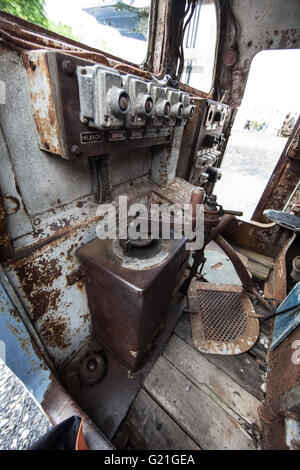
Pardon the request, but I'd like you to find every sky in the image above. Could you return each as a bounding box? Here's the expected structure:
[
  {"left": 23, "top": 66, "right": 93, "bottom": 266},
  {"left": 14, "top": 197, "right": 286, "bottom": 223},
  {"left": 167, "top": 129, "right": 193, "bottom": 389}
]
[{"left": 45, "top": 0, "right": 103, "bottom": 26}]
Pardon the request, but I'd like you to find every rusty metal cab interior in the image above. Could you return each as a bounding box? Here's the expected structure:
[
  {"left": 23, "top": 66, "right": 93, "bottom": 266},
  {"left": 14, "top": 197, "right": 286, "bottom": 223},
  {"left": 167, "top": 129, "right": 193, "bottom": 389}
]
[
  {"left": 0, "top": 0, "right": 299, "bottom": 452},
  {"left": 77, "top": 235, "right": 187, "bottom": 371}
]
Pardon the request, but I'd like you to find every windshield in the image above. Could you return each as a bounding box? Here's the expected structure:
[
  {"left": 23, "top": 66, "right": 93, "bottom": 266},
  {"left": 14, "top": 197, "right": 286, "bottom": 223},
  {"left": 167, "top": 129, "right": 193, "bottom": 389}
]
[{"left": 0, "top": 0, "right": 151, "bottom": 64}]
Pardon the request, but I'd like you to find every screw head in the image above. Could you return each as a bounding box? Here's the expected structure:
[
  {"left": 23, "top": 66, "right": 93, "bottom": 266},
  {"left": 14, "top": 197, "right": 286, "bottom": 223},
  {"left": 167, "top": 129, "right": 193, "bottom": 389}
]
[
  {"left": 62, "top": 59, "right": 75, "bottom": 75},
  {"left": 223, "top": 48, "right": 238, "bottom": 67}
]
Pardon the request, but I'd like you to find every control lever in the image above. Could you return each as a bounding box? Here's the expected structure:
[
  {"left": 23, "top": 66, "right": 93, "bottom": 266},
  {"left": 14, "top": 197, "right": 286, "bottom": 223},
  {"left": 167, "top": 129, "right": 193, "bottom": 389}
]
[
  {"left": 182, "top": 195, "right": 271, "bottom": 311},
  {"left": 220, "top": 208, "right": 243, "bottom": 217},
  {"left": 211, "top": 200, "right": 243, "bottom": 218}
]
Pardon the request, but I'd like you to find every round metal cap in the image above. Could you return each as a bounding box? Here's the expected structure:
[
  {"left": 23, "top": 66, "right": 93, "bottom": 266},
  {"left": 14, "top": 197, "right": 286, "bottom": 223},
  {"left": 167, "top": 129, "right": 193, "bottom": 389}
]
[{"left": 78, "top": 351, "right": 108, "bottom": 386}]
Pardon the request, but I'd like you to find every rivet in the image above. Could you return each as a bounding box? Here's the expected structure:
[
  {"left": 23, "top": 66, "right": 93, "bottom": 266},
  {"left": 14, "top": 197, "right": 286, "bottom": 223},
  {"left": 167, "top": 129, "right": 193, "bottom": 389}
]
[{"left": 62, "top": 59, "right": 75, "bottom": 75}]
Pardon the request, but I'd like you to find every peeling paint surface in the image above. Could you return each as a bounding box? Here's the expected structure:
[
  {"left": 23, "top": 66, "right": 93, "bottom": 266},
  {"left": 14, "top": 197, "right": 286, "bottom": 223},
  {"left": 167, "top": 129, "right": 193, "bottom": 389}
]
[
  {"left": 0, "top": 283, "right": 51, "bottom": 404},
  {"left": 6, "top": 224, "right": 96, "bottom": 366}
]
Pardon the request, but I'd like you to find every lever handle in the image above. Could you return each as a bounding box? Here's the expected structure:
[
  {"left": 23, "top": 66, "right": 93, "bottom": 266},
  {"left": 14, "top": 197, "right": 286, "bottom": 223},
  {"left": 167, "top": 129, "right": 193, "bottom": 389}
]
[{"left": 221, "top": 209, "right": 243, "bottom": 216}]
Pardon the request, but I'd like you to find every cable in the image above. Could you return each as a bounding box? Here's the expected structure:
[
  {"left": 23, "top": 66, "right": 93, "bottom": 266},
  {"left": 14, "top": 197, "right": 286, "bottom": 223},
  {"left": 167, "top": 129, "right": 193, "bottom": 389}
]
[
  {"left": 253, "top": 297, "right": 300, "bottom": 321},
  {"left": 264, "top": 301, "right": 300, "bottom": 321},
  {"left": 177, "top": 0, "right": 198, "bottom": 79}
]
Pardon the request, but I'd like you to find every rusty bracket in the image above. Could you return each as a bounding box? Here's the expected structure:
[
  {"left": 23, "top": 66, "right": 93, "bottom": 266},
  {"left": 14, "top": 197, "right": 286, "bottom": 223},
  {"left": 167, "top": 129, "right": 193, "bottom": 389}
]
[{"left": 66, "top": 266, "right": 85, "bottom": 286}]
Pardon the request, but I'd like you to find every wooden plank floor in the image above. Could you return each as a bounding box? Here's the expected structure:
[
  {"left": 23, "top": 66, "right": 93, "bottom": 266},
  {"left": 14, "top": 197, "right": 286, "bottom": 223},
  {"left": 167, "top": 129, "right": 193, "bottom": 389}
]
[{"left": 114, "top": 312, "right": 267, "bottom": 450}]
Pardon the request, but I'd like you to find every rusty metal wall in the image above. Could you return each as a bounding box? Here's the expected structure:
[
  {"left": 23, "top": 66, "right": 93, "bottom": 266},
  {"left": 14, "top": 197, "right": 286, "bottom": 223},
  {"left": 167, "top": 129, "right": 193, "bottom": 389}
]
[
  {"left": 0, "top": 42, "right": 197, "bottom": 370},
  {"left": 0, "top": 48, "right": 173, "bottom": 367},
  {"left": 214, "top": 0, "right": 300, "bottom": 107}
]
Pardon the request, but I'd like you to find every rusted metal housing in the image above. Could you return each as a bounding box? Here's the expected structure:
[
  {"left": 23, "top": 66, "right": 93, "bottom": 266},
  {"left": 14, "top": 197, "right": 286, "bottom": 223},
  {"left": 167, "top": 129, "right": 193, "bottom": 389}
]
[
  {"left": 22, "top": 50, "right": 174, "bottom": 160},
  {"left": 77, "top": 236, "right": 187, "bottom": 371}
]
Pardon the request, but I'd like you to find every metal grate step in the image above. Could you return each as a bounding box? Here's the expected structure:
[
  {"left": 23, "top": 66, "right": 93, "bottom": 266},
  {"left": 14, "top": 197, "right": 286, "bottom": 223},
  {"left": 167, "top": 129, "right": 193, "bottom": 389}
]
[{"left": 188, "top": 280, "right": 260, "bottom": 355}]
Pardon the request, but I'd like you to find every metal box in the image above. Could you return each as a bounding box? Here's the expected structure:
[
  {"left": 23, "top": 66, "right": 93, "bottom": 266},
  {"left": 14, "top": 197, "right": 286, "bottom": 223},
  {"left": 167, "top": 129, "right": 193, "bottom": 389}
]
[{"left": 77, "top": 236, "right": 187, "bottom": 371}]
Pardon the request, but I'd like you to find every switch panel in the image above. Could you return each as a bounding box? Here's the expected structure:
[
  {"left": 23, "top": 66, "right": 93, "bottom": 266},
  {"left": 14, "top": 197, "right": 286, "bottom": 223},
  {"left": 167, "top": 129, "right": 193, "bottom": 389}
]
[
  {"left": 166, "top": 89, "right": 184, "bottom": 125},
  {"left": 148, "top": 83, "right": 171, "bottom": 126},
  {"left": 180, "top": 92, "right": 196, "bottom": 120},
  {"left": 77, "top": 65, "right": 131, "bottom": 129},
  {"left": 124, "top": 75, "right": 153, "bottom": 128},
  {"left": 189, "top": 99, "right": 229, "bottom": 187},
  {"left": 23, "top": 50, "right": 194, "bottom": 159}
]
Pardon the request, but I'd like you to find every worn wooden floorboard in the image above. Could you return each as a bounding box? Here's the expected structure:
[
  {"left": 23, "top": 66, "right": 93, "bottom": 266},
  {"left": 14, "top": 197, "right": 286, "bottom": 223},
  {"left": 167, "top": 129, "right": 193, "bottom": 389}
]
[
  {"left": 164, "top": 335, "right": 261, "bottom": 426},
  {"left": 120, "top": 389, "right": 201, "bottom": 451},
  {"left": 144, "top": 356, "right": 255, "bottom": 450},
  {"left": 116, "top": 310, "right": 267, "bottom": 450},
  {"left": 175, "top": 313, "right": 265, "bottom": 401}
]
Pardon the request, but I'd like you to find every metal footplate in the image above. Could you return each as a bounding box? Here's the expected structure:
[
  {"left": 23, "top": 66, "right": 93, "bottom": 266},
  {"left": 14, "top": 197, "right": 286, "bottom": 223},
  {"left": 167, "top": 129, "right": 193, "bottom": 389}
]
[{"left": 188, "top": 280, "right": 260, "bottom": 355}]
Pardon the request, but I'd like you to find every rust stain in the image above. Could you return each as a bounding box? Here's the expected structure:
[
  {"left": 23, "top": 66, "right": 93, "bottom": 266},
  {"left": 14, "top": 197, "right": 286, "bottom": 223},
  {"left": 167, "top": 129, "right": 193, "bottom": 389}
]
[
  {"left": 14, "top": 257, "right": 62, "bottom": 321},
  {"left": 22, "top": 51, "right": 62, "bottom": 156},
  {"left": 3, "top": 195, "right": 20, "bottom": 214},
  {"left": 80, "top": 312, "right": 90, "bottom": 324},
  {"left": 211, "top": 262, "right": 223, "bottom": 270},
  {"left": 49, "top": 218, "right": 71, "bottom": 232},
  {"left": 40, "top": 315, "right": 71, "bottom": 349},
  {"left": 66, "top": 244, "right": 75, "bottom": 262}
]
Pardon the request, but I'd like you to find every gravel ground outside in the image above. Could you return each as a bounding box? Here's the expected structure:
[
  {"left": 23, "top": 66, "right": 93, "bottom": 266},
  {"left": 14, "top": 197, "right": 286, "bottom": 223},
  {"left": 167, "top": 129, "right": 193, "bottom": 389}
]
[
  {"left": 0, "top": 359, "right": 52, "bottom": 450},
  {"left": 214, "top": 130, "right": 288, "bottom": 220}
]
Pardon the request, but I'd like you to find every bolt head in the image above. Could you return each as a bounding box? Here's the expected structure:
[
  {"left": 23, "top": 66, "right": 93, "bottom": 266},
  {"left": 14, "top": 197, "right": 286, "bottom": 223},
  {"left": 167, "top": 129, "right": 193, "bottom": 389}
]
[
  {"left": 223, "top": 49, "right": 238, "bottom": 67},
  {"left": 62, "top": 59, "right": 75, "bottom": 75}
]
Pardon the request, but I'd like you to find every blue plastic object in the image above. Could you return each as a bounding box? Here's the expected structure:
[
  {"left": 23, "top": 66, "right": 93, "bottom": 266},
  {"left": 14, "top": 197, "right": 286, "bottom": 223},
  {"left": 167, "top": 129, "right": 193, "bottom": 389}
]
[{"left": 270, "top": 282, "right": 300, "bottom": 350}]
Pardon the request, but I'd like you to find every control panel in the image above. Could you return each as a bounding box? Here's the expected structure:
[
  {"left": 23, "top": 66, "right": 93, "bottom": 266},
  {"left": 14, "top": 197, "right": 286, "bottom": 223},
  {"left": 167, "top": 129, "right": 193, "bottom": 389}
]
[
  {"left": 190, "top": 99, "right": 229, "bottom": 187},
  {"left": 23, "top": 51, "right": 195, "bottom": 160}
]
